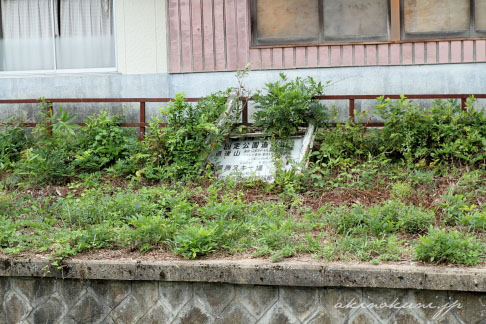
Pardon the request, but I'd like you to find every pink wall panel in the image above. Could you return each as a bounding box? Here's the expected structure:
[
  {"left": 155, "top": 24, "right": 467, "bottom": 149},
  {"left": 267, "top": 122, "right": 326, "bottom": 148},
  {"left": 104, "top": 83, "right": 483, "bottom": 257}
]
[
  {"left": 191, "top": 0, "right": 203, "bottom": 72},
  {"left": 342, "top": 45, "right": 353, "bottom": 66},
  {"left": 378, "top": 44, "right": 389, "bottom": 65},
  {"left": 414, "top": 43, "right": 425, "bottom": 65},
  {"left": 307, "top": 47, "right": 318, "bottom": 67},
  {"left": 402, "top": 43, "right": 413, "bottom": 65},
  {"left": 438, "top": 42, "right": 449, "bottom": 64},
  {"left": 450, "top": 41, "right": 462, "bottom": 63},
  {"left": 283, "top": 48, "right": 294, "bottom": 68},
  {"left": 168, "top": 0, "right": 181, "bottom": 73},
  {"left": 261, "top": 49, "right": 272, "bottom": 69},
  {"left": 272, "top": 48, "right": 283, "bottom": 69},
  {"left": 236, "top": 0, "right": 249, "bottom": 69},
  {"left": 213, "top": 0, "right": 226, "bottom": 71},
  {"left": 295, "top": 47, "right": 306, "bottom": 68},
  {"left": 330, "top": 46, "right": 341, "bottom": 66},
  {"left": 354, "top": 45, "right": 365, "bottom": 65},
  {"left": 318, "top": 46, "right": 329, "bottom": 67},
  {"left": 463, "top": 41, "right": 474, "bottom": 63},
  {"left": 202, "top": 0, "right": 215, "bottom": 71},
  {"left": 249, "top": 49, "right": 261, "bottom": 69},
  {"left": 477, "top": 40, "right": 486, "bottom": 62},
  {"left": 366, "top": 45, "right": 377, "bottom": 65},
  {"left": 390, "top": 44, "right": 400, "bottom": 65},
  {"left": 426, "top": 42, "right": 437, "bottom": 64},
  {"left": 225, "top": 0, "right": 238, "bottom": 70},
  {"left": 179, "top": 0, "right": 192, "bottom": 73}
]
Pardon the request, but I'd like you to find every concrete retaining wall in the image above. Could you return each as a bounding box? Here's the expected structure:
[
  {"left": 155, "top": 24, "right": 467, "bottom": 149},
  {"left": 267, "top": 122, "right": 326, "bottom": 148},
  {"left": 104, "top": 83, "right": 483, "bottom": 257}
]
[{"left": 1, "top": 259, "right": 485, "bottom": 324}]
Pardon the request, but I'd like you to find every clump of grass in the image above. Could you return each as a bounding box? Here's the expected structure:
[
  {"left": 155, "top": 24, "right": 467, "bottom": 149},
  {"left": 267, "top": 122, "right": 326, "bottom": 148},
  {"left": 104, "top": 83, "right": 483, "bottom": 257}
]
[{"left": 414, "top": 227, "right": 484, "bottom": 265}]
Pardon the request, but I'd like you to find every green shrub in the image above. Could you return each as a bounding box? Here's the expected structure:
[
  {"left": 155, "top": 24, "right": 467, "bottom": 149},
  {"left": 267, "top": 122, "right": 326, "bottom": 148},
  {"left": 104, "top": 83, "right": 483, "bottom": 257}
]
[
  {"left": 395, "top": 203, "right": 435, "bottom": 234},
  {"left": 253, "top": 73, "right": 329, "bottom": 141},
  {"left": 173, "top": 223, "right": 219, "bottom": 259},
  {"left": 136, "top": 91, "right": 237, "bottom": 180},
  {"left": 16, "top": 141, "right": 76, "bottom": 185},
  {"left": 437, "top": 191, "right": 477, "bottom": 226},
  {"left": 0, "top": 118, "right": 29, "bottom": 169},
  {"left": 14, "top": 102, "right": 79, "bottom": 184},
  {"left": 460, "top": 210, "right": 486, "bottom": 230},
  {"left": 326, "top": 205, "right": 368, "bottom": 234},
  {"left": 74, "top": 110, "right": 136, "bottom": 171},
  {"left": 323, "top": 200, "right": 434, "bottom": 235},
  {"left": 313, "top": 123, "right": 382, "bottom": 165},
  {"left": 374, "top": 96, "right": 486, "bottom": 164},
  {"left": 122, "top": 214, "right": 170, "bottom": 252},
  {"left": 414, "top": 227, "right": 483, "bottom": 265},
  {"left": 0, "top": 216, "right": 17, "bottom": 247},
  {"left": 391, "top": 181, "right": 413, "bottom": 200}
]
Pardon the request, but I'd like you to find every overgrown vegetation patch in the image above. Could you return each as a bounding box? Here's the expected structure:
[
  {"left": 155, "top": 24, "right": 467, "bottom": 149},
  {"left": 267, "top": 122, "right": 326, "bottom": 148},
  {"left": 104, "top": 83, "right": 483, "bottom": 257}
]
[{"left": 1, "top": 75, "right": 485, "bottom": 267}]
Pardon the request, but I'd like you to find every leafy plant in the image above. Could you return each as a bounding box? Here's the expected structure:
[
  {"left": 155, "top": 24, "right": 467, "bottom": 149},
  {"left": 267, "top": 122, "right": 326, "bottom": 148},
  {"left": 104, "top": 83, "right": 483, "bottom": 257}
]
[
  {"left": 374, "top": 95, "right": 486, "bottom": 165},
  {"left": 138, "top": 91, "right": 239, "bottom": 180},
  {"left": 173, "top": 223, "right": 219, "bottom": 259},
  {"left": 74, "top": 110, "right": 136, "bottom": 172},
  {"left": 414, "top": 227, "right": 483, "bottom": 265},
  {"left": 35, "top": 98, "right": 80, "bottom": 139},
  {"left": 437, "top": 191, "right": 477, "bottom": 226},
  {"left": 0, "top": 117, "right": 29, "bottom": 169},
  {"left": 16, "top": 143, "right": 75, "bottom": 185},
  {"left": 253, "top": 73, "right": 329, "bottom": 151},
  {"left": 460, "top": 210, "right": 486, "bottom": 231},
  {"left": 0, "top": 216, "right": 17, "bottom": 247},
  {"left": 313, "top": 122, "right": 381, "bottom": 165},
  {"left": 14, "top": 101, "right": 80, "bottom": 184},
  {"left": 391, "top": 181, "right": 413, "bottom": 200}
]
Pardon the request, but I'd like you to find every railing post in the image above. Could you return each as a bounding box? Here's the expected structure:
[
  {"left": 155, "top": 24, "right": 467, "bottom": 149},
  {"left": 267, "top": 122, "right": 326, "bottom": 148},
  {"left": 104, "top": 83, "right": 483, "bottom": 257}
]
[
  {"left": 461, "top": 97, "right": 467, "bottom": 111},
  {"left": 139, "top": 101, "right": 146, "bottom": 140},
  {"left": 241, "top": 97, "right": 248, "bottom": 125},
  {"left": 349, "top": 99, "right": 355, "bottom": 122},
  {"left": 45, "top": 99, "right": 53, "bottom": 137}
]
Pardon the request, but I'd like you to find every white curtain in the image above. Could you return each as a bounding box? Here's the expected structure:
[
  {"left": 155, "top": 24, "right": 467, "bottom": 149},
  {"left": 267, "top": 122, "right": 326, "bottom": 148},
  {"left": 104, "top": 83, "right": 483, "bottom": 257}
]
[
  {"left": 0, "top": 0, "right": 115, "bottom": 72},
  {"left": 55, "top": 0, "right": 115, "bottom": 69},
  {"left": 0, "top": 0, "right": 54, "bottom": 71}
]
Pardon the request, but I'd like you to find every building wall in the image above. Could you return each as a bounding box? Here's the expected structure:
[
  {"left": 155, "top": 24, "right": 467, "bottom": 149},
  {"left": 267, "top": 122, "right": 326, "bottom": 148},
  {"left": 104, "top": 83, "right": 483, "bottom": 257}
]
[
  {"left": 115, "top": 0, "right": 168, "bottom": 74},
  {"left": 167, "top": 0, "right": 486, "bottom": 73}
]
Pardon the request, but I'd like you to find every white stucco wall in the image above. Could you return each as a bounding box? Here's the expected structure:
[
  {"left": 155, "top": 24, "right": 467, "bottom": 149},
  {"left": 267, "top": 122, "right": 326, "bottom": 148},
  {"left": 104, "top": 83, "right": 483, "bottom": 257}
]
[{"left": 115, "top": 0, "right": 168, "bottom": 74}]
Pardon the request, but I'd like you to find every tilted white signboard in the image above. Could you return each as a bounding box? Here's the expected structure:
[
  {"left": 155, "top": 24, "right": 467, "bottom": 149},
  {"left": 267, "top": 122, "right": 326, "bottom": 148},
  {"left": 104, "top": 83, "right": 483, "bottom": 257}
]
[{"left": 209, "top": 125, "right": 315, "bottom": 182}]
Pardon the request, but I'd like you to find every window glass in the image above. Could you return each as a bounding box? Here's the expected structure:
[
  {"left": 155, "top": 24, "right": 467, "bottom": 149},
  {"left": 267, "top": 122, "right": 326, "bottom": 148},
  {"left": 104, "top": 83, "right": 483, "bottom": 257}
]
[
  {"left": 0, "top": 0, "right": 55, "bottom": 71},
  {"left": 0, "top": 0, "right": 115, "bottom": 72},
  {"left": 256, "top": 0, "right": 320, "bottom": 39},
  {"left": 55, "top": 0, "right": 115, "bottom": 69},
  {"left": 404, "top": 0, "right": 470, "bottom": 33},
  {"left": 476, "top": 0, "right": 486, "bottom": 31},
  {"left": 324, "top": 0, "right": 388, "bottom": 39}
]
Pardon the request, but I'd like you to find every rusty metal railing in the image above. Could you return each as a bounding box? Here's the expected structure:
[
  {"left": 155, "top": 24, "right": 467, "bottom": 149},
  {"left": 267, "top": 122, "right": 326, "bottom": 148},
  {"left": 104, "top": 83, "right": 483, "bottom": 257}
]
[{"left": 1, "top": 94, "right": 485, "bottom": 139}]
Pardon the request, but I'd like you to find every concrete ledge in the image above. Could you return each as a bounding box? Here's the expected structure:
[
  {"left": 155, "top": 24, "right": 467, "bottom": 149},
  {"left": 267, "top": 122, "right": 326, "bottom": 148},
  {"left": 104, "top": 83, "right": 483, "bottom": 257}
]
[{"left": 1, "top": 258, "right": 485, "bottom": 292}]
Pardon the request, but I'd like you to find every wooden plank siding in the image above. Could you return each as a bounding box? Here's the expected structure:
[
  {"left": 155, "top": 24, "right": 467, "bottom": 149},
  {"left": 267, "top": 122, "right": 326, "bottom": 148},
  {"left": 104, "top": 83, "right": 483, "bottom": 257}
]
[{"left": 167, "top": 0, "right": 486, "bottom": 73}]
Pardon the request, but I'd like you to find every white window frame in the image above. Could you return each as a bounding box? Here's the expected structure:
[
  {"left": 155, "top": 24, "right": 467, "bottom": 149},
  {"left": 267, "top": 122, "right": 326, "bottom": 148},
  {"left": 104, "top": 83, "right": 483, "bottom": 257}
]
[{"left": 0, "top": 0, "right": 118, "bottom": 76}]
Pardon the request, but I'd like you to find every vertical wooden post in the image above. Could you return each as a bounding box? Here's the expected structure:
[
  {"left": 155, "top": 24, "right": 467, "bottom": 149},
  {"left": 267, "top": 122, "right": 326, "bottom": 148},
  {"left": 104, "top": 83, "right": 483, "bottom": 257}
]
[
  {"left": 461, "top": 97, "right": 467, "bottom": 111},
  {"left": 242, "top": 98, "right": 248, "bottom": 125},
  {"left": 139, "top": 101, "right": 146, "bottom": 140},
  {"left": 390, "top": 0, "right": 401, "bottom": 42},
  {"left": 349, "top": 99, "right": 355, "bottom": 122},
  {"left": 46, "top": 99, "right": 53, "bottom": 137}
]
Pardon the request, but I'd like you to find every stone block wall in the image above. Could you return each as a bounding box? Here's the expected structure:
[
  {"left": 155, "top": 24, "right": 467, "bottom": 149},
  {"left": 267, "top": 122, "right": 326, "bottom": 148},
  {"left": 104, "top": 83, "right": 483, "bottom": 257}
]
[{"left": 1, "top": 276, "right": 486, "bottom": 324}]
